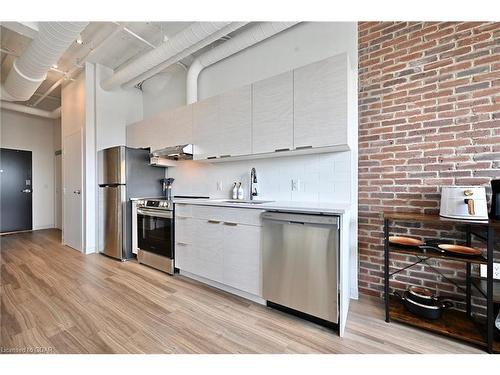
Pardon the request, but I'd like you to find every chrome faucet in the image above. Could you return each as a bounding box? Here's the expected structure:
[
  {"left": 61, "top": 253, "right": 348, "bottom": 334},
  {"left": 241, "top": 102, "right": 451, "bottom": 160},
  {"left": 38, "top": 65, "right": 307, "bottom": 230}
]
[{"left": 250, "top": 168, "right": 258, "bottom": 200}]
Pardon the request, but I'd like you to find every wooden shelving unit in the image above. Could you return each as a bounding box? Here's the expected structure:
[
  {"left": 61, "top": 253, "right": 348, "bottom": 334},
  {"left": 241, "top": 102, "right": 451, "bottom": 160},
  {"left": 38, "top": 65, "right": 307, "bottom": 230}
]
[{"left": 383, "top": 212, "right": 499, "bottom": 354}]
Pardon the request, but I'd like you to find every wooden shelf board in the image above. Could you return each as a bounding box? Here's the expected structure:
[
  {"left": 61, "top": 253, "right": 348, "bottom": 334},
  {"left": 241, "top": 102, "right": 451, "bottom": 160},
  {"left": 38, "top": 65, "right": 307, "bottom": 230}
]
[
  {"left": 389, "top": 296, "right": 486, "bottom": 348},
  {"left": 389, "top": 244, "right": 487, "bottom": 265},
  {"left": 383, "top": 212, "right": 500, "bottom": 228}
]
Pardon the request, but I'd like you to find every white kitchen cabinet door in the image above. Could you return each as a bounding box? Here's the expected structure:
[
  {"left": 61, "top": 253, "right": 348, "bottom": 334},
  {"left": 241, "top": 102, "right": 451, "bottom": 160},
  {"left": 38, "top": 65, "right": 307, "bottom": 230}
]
[
  {"left": 252, "top": 71, "right": 293, "bottom": 154},
  {"left": 193, "top": 219, "right": 224, "bottom": 283},
  {"left": 169, "top": 105, "right": 193, "bottom": 146},
  {"left": 218, "top": 85, "right": 252, "bottom": 157},
  {"left": 193, "top": 96, "right": 221, "bottom": 160},
  {"left": 293, "top": 54, "right": 348, "bottom": 149},
  {"left": 222, "top": 224, "right": 262, "bottom": 296},
  {"left": 175, "top": 243, "right": 197, "bottom": 273},
  {"left": 175, "top": 216, "right": 194, "bottom": 245}
]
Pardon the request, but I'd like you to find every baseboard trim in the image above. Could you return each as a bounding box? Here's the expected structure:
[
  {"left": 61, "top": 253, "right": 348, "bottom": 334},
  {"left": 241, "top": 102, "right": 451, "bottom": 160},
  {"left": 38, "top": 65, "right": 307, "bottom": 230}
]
[{"left": 179, "top": 270, "right": 266, "bottom": 305}]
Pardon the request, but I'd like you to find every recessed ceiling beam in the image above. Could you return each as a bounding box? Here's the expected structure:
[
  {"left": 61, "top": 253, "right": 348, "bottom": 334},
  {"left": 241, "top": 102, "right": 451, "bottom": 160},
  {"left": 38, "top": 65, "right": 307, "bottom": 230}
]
[{"left": 113, "top": 22, "right": 156, "bottom": 49}]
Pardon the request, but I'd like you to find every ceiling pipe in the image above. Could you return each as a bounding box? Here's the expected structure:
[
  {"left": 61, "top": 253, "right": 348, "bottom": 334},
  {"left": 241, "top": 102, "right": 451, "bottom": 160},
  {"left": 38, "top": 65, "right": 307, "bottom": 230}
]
[
  {"left": 186, "top": 22, "right": 299, "bottom": 104},
  {"left": 122, "top": 22, "right": 248, "bottom": 89},
  {"left": 1, "top": 101, "right": 61, "bottom": 119},
  {"left": 32, "top": 22, "right": 127, "bottom": 107},
  {"left": 1, "top": 22, "right": 88, "bottom": 102},
  {"left": 101, "top": 22, "right": 233, "bottom": 91}
]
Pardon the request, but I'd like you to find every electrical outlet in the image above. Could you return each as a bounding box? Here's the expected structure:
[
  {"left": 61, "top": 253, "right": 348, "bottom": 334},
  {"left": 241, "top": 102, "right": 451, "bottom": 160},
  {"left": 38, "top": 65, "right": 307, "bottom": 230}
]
[
  {"left": 480, "top": 263, "right": 500, "bottom": 280},
  {"left": 216, "top": 181, "right": 223, "bottom": 191},
  {"left": 291, "top": 179, "right": 304, "bottom": 192}
]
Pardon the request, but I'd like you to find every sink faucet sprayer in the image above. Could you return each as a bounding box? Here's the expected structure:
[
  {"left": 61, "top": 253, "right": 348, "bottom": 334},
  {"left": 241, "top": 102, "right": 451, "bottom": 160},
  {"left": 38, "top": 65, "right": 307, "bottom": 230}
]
[{"left": 250, "top": 168, "right": 258, "bottom": 200}]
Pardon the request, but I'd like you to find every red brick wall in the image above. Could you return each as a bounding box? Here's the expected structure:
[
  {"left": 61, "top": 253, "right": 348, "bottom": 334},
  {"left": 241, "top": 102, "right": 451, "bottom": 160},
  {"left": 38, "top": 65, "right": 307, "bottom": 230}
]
[{"left": 357, "top": 22, "right": 500, "bottom": 307}]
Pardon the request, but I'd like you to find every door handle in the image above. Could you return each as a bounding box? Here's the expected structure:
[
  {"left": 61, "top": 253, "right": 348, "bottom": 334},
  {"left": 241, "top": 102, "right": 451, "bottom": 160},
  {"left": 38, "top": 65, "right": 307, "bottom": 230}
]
[
  {"left": 21, "top": 189, "right": 31, "bottom": 193},
  {"left": 74, "top": 190, "right": 81, "bottom": 195}
]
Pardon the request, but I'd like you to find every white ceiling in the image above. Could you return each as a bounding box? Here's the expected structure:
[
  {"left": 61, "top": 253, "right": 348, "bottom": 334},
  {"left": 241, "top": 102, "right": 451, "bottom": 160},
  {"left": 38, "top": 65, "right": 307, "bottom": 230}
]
[{"left": 0, "top": 22, "right": 211, "bottom": 111}]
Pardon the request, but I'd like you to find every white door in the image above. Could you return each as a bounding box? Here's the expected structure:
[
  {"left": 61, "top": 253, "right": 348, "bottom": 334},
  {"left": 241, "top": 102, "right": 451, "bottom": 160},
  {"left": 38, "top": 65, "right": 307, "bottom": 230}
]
[
  {"left": 54, "top": 154, "right": 62, "bottom": 230},
  {"left": 63, "top": 130, "right": 83, "bottom": 251}
]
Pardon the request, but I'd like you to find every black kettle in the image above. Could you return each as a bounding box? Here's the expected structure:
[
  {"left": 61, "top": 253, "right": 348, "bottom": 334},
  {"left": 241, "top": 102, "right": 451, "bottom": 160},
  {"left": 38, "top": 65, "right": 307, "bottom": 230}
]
[{"left": 491, "top": 179, "right": 500, "bottom": 220}]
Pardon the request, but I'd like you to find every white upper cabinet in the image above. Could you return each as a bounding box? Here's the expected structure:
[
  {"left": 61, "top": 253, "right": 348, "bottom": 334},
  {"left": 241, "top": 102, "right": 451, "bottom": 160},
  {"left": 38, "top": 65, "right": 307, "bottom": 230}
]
[
  {"left": 218, "top": 85, "right": 252, "bottom": 157},
  {"left": 169, "top": 105, "right": 193, "bottom": 146},
  {"left": 293, "top": 53, "right": 348, "bottom": 149},
  {"left": 252, "top": 71, "right": 293, "bottom": 154},
  {"left": 192, "top": 95, "right": 221, "bottom": 160}
]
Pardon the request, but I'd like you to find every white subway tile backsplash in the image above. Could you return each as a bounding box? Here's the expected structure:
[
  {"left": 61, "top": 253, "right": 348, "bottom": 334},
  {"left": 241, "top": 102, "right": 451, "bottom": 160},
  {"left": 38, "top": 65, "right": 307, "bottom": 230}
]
[{"left": 167, "top": 151, "right": 352, "bottom": 203}]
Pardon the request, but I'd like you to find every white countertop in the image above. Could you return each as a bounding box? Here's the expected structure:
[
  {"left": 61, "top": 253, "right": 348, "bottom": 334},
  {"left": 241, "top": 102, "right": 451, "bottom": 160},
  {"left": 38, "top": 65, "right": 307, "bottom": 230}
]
[{"left": 173, "top": 198, "right": 350, "bottom": 215}]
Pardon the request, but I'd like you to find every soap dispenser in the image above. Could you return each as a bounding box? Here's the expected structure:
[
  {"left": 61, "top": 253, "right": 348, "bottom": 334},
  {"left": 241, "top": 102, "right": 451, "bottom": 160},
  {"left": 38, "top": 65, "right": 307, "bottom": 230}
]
[
  {"left": 237, "top": 182, "right": 244, "bottom": 200},
  {"left": 232, "top": 182, "right": 238, "bottom": 200}
]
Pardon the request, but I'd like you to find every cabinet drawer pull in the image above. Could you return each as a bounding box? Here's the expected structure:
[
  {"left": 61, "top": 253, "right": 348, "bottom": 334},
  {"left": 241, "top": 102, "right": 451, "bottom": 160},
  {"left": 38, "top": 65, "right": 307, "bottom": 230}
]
[
  {"left": 207, "top": 220, "right": 221, "bottom": 224},
  {"left": 220, "top": 154, "right": 231, "bottom": 158},
  {"left": 176, "top": 242, "right": 189, "bottom": 246},
  {"left": 207, "top": 156, "right": 217, "bottom": 159},
  {"left": 176, "top": 215, "right": 190, "bottom": 219},
  {"left": 274, "top": 148, "right": 290, "bottom": 152},
  {"left": 223, "top": 222, "right": 238, "bottom": 226},
  {"left": 295, "top": 145, "right": 313, "bottom": 150}
]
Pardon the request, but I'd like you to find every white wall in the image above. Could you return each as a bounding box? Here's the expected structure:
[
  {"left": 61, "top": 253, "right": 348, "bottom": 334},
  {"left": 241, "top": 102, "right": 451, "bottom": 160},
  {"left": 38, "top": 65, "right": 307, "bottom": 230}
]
[
  {"left": 0, "top": 110, "right": 56, "bottom": 230},
  {"left": 94, "top": 63, "right": 143, "bottom": 151},
  {"left": 141, "top": 64, "right": 186, "bottom": 119},
  {"left": 167, "top": 152, "right": 351, "bottom": 203}
]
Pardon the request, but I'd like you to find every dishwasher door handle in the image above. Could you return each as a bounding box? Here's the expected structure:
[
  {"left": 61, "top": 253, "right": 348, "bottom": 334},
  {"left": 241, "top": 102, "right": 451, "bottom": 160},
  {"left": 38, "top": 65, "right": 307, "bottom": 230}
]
[{"left": 262, "top": 212, "right": 339, "bottom": 228}]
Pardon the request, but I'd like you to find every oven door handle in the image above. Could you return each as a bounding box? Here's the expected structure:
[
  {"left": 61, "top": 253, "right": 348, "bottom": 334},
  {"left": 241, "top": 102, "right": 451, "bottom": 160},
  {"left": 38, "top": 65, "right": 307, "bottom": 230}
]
[{"left": 137, "top": 208, "right": 173, "bottom": 219}]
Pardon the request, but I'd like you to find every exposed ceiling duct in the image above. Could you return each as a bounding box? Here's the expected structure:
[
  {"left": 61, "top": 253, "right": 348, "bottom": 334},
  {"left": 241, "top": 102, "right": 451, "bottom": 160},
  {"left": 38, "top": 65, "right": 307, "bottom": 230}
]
[
  {"left": 1, "top": 22, "right": 88, "bottom": 102},
  {"left": 122, "top": 22, "right": 248, "bottom": 89},
  {"left": 1, "top": 101, "right": 61, "bottom": 119},
  {"left": 101, "top": 22, "right": 237, "bottom": 91}
]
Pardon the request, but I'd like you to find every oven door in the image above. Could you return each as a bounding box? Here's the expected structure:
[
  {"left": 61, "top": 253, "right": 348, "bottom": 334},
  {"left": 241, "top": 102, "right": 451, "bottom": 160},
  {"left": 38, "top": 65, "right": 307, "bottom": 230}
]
[{"left": 137, "top": 208, "right": 173, "bottom": 259}]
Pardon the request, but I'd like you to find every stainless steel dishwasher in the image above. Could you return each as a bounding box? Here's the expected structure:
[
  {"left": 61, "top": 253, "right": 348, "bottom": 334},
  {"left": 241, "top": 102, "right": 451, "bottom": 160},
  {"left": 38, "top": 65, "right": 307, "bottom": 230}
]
[{"left": 262, "top": 211, "right": 339, "bottom": 325}]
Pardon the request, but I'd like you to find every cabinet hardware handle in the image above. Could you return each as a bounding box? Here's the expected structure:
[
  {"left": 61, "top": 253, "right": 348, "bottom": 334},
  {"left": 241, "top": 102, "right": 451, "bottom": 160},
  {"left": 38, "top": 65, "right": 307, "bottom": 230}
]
[
  {"left": 207, "top": 220, "right": 221, "bottom": 224},
  {"left": 176, "top": 216, "right": 189, "bottom": 219},
  {"left": 223, "top": 222, "right": 238, "bottom": 226},
  {"left": 176, "top": 242, "right": 189, "bottom": 246},
  {"left": 295, "top": 145, "right": 313, "bottom": 150},
  {"left": 207, "top": 156, "right": 217, "bottom": 159},
  {"left": 220, "top": 154, "right": 231, "bottom": 158},
  {"left": 274, "top": 148, "right": 290, "bottom": 152}
]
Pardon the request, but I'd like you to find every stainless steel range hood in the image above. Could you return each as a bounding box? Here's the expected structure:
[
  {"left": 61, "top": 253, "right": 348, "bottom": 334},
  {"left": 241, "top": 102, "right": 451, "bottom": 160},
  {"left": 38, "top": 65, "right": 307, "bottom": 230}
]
[{"left": 150, "top": 144, "right": 193, "bottom": 160}]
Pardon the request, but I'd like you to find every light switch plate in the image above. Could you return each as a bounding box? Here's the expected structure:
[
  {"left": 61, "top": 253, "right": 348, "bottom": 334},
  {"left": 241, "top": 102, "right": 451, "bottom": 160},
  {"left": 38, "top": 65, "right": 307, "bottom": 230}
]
[
  {"left": 216, "top": 181, "right": 223, "bottom": 191},
  {"left": 480, "top": 263, "right": 500, "bottom": 279}
]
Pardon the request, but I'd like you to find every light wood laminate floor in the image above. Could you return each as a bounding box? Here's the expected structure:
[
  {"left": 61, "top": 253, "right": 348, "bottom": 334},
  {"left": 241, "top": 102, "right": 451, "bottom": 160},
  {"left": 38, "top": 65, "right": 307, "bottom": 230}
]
[{"left": 0, "top": 229, "right": 482, "bottom": 354}]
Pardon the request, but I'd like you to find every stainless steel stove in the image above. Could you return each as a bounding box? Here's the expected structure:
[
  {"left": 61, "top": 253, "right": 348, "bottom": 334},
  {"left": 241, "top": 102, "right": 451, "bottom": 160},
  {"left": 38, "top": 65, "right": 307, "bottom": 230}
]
[
  {"left": 135, "top": 198, "right": 174, "bottom": 274},
  {"left": 133, "top": 196, "right": 208, "bottom": 275}
]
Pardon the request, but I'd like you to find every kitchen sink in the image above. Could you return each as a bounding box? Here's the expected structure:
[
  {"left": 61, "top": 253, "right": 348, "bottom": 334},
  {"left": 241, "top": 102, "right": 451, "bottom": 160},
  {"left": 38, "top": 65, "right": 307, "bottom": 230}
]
[{"left": 218, "top": 199, "right": 274, "bottom": 205}]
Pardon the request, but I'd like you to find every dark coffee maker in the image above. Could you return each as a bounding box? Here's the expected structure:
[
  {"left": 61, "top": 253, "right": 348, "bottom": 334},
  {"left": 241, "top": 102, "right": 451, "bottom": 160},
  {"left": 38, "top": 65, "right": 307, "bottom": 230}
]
[{"left": 491, "top": 179, "right": 500, "bottom": 220}]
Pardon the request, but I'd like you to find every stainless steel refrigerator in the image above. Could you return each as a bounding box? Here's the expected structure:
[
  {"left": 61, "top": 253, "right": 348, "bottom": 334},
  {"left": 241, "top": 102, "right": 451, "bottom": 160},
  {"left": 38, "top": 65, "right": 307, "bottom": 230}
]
[{"left": 98, "top": 146, "right": 164, "bottom": 260}]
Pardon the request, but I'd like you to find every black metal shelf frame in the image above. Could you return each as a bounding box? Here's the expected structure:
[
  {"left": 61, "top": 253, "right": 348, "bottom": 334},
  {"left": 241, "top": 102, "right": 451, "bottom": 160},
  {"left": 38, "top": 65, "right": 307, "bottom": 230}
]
[{"left": 383, "top": 216, "right": 498, "bottom": 354}]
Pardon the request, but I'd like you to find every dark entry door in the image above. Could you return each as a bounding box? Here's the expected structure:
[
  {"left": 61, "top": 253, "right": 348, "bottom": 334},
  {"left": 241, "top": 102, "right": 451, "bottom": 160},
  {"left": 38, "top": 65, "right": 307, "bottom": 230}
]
[{"left": 0, "top": 148, "right": 33, "bottom": 233}]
